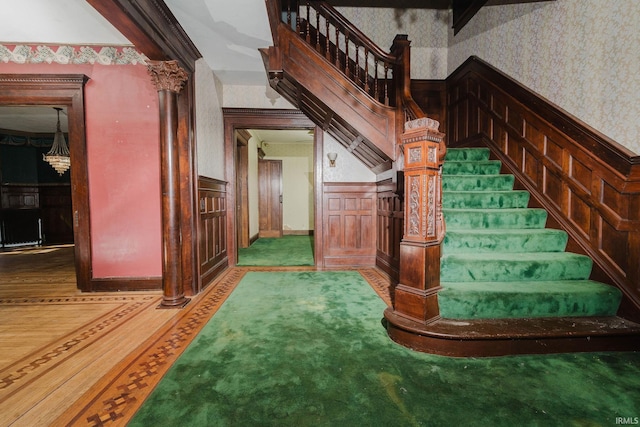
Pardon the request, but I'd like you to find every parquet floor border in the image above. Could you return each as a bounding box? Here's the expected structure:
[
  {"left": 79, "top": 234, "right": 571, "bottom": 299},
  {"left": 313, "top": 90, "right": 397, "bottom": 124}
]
[
  {"left": 53, "top": 266, "right": 393, "bottom": 426},
  {"left": 0, "top": 295, "right": 159, "bottom": 402}
]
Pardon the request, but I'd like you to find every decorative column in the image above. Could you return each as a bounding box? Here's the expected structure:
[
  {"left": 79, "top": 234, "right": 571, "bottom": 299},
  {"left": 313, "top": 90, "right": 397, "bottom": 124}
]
[
  {"left": 389, "top": 117, "right": 446, "bottom": 323},
  {"left": 148, "top": 60, "right": 190, "bottom": 309}
]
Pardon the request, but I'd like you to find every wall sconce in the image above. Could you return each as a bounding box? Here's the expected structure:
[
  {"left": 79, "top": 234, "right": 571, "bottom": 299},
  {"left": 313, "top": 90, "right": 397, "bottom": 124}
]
[{"left": 327, "top": 152, "right": 337, "bottom": 167}]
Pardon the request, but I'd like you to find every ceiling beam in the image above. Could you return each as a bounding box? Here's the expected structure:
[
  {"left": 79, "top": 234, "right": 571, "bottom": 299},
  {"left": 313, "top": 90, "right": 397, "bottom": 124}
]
[{"left": 87, "top": 0, "right": 201, "bottom": 72}]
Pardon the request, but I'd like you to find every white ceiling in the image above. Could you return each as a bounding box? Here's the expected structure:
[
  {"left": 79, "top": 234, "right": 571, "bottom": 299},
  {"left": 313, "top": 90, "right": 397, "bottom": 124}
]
[{"left": 164, "top": 0, "right": 273, "bottom": 85}]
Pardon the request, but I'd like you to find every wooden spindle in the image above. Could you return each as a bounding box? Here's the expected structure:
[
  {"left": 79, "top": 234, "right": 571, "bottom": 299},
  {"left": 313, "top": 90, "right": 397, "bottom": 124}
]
[
  {"left": 344, "top": 35, "right": 350, "bottom": 78},
  {"left": 335, "top": 27, "right": 340, "bottom": 68},
  {"left": 355, "top": 44, "right": 360, "bottom": 87},
  {"left": 325, "top": 18, "right": 330, "bottom": 60},
  {"left": 374, "top": 58, "right": 379, "bottom": 102},
  {"left": 315, "top": 9, "right": 320, "bottom": 50},
  {"left": 364, "top": 49, "right": 370, "bottom": 93},
  {"left": 305, "top": 2, "right": 311, "bottom": 43},
  {"left": 384, "top": 63, "right": 389, "bottom": 105}
]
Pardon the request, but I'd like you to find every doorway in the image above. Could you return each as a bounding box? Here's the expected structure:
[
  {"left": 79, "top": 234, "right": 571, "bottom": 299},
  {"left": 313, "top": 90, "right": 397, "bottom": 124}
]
[
  {"left": 0, "top": 74, "right": 90, "bottom": 289},
  {"left": 223, "top": 109, "right": 322, "bottom": 267}
]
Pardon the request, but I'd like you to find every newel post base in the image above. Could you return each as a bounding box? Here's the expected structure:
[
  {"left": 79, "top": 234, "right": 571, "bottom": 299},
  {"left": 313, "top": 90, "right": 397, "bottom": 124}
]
[
  {"left": 385, "top": 117, "right": 446, "bottom": 348},
  {"left": 148, "top": 60, "right": 191, "bottom": 310}
]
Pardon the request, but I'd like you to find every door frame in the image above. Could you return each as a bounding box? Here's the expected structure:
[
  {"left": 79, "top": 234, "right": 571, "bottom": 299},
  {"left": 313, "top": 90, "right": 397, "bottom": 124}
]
[
  {"left": 223, "top": 108, "right": 322, "bottom": 266},
  {"left": 0, "top": 74, "right": 91, "bottom": 289}
]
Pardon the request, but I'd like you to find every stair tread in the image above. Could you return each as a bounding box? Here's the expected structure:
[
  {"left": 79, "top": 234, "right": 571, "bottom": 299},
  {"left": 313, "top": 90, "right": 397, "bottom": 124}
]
[
  {"left": 388, "top": 312, "right": 640, "bottom": 339},
  {"left": 444, "top": 228, "right": 568, "bottom": 253},
  {"left": 442, "top": 252, "right": 590, "bottom": 262},
  {"left": 440, "top": 280, "right": 620, "bottom": 294}
]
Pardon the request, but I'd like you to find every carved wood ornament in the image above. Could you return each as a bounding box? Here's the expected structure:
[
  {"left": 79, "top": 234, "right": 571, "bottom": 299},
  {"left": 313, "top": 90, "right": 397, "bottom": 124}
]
[{"left": 147, "top": 60, "right": 188, "bottom": 93}]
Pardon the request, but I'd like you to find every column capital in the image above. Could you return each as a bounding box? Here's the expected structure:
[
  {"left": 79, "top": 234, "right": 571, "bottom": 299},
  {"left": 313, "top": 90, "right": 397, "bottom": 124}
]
[{"left": 147, "top": 60, "right": 188, "bottom": 93}]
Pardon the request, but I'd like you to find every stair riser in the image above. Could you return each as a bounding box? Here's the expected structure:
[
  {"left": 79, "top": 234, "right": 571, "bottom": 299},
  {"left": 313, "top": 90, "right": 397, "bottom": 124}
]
[
  {"left": 442, "top": 175, "right": 514, "bottom": 191},
  {"left": 443, "top": 191, "right": 530, "bottom": 209},
  {"left": 443, "top": 161, "right": 502, "bottom": 175},
  {"left": 444, "top": 209, "right": 548, "bottom": 229},
  {"left": 443, "top": 230, "right": 568, "bottom": 253},
  {"left": 441, "top": 256, "right": 593, "bottom": 282},
  {"left": 445, "top": 148, "right": 490, "bottom": 161},
  {"left": 439, "top": 291, "right": 622, "bottom": 319}
]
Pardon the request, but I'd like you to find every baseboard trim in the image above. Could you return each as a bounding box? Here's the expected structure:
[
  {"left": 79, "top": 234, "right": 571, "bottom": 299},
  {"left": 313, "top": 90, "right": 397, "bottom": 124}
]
[{"left": 283, "top": 230, "right": 314, "bottom": 236}]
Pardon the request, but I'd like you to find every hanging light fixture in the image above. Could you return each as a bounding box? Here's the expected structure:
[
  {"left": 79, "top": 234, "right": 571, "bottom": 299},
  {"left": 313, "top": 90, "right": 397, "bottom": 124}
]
[{"left": 43, "top": 107, "right": 70, "bottom": 175}]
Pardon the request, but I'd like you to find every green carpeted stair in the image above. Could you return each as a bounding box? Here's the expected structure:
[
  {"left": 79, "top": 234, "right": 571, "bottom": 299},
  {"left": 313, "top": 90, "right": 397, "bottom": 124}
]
[{"left": 439, "top": 147, "right": 622, "bottom": 319}]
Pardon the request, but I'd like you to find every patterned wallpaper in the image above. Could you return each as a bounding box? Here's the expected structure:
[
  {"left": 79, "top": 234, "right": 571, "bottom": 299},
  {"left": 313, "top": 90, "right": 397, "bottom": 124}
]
[
  {"left": 448, "top": 0, "right": 640, "bottom": 155},
  {"left": 323, "top": 133, "right": 376, "bottom": 183},
  {"left": 195, "top": 58, "right": 225, "bottom": 180},
  {"left": 337, "top": 7, "right": 449, "bottom": 79},
  {"left": 0, "top": 44, "right": 146, "bottom": 65}
]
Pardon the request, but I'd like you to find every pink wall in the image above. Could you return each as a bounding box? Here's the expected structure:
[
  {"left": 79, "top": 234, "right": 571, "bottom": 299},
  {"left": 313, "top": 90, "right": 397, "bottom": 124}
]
[{"left": 1, "top": 62, "right": 162, "bottom": 278}]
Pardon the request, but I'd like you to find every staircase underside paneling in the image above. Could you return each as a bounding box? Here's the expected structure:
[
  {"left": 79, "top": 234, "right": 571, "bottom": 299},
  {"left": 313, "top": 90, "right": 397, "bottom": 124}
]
[{"left": 263, "top": 25, "right": 397, "bottom": 173}]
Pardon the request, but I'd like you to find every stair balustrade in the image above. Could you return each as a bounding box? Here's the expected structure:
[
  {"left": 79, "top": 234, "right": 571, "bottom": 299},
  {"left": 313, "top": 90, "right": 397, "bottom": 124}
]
[{"left": 265, "top": 0, "right": 446, "bottom": 342}]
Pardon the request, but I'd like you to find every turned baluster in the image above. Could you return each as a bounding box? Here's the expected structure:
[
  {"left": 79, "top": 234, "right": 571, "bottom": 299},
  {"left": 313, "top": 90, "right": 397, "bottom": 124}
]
[
  {"left": 305, "top": 2, "right": 311, "bottom": 43},
  {"left": 335, "top": 27, "right": 341, "bottom": 68},
  {"left": 374, "top": 58, "right": 379, "bottom": 102},
  {"left": 315, "top": 9, "right": 320, "bottom": 51},
  {"left": 344, "top": 35, "right": 350, "bottom": 78},
  {"left": 325, "top": 18, "right": 331, "bottom": 60},
  {"left": 384, "top": 63, "right": 389, "bottom": 105},
  {"left": 364, "top": 49, "right": 370, "bottom": 93}
]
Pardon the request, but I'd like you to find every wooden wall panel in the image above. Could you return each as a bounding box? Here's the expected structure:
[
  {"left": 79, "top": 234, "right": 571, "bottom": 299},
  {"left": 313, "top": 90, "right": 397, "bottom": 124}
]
[
  {"left": 376, "top": 180, "right": 403, "bottom": 281},
  {"left": 322, "top": 182, "right": 376, "bottom": 267},
  {"left": 198, "top": 177, "right": 227, "bottom": 292},
  {"left": 447, "top": 57, "right": 640, "bottom": 320}
]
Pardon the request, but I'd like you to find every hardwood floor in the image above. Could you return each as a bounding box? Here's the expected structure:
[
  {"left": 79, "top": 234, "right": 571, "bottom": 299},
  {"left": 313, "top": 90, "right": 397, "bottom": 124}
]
[
  {"left": 0, "top": 245, "right": 393, "bottom": 426},
  {"left": 0, "top": 245, "right": 176, "bottom": 426}
]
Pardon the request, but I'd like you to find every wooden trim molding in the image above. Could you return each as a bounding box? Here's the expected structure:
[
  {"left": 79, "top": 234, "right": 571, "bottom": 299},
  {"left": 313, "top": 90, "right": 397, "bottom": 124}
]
[
  {"left": 223, "top": 108, "right": 319, "bottom": 266},
  {"left": 447, "top": 56, "right": 640, "bottom": 320},
  {"left": 0, "top": 74, "right": 94, "bottom": 290},
  {"left": 87, "top": 0, "right": 201, "bottom": 71}
]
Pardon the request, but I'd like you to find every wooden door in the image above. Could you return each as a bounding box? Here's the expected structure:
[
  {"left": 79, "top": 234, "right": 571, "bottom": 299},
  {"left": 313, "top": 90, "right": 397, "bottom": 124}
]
[
  {"left": 258, "top": 159, "right": 283, "bottom": 238},
  {"left": 235, "top": 132, "right": 250, "bottom": 248}
]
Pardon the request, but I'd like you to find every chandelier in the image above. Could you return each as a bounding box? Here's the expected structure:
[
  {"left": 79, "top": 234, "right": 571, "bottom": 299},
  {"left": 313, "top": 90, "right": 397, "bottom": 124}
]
[{"left": 43, "top": 107, "right": 70, "bottom": 175}]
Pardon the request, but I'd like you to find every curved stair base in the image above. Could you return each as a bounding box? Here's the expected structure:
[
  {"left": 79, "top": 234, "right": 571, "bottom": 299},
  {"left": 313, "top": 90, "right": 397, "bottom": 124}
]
[{"left": 384, "top": 308, "right": 640, "bottom": 357}]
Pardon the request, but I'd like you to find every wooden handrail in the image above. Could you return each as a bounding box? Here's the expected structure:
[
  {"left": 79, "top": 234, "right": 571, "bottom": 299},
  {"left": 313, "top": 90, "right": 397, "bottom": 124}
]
[{"left": 278, "top": 0, "right": 424, "bottom": 117}]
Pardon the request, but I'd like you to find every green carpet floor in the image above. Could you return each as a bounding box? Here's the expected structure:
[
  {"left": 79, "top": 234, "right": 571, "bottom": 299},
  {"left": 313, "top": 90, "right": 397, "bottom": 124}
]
[
  {"left": 440, "top": 148, "right": 622, "bottom": 319},
  {"left": 130, "top": 271, "right": 640, "bottom": 426},
  {"left": 237, "top": 235, "right": 315, "bottom": 266}
]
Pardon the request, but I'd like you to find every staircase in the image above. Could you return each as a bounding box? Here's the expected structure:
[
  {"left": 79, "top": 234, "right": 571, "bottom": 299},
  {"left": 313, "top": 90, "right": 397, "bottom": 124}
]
[
  {"left": 440, "top": 148, "right": 622, "bottom": 319},
  {"left": 263, "top": 1, "right": 640, "bottom": 356}
]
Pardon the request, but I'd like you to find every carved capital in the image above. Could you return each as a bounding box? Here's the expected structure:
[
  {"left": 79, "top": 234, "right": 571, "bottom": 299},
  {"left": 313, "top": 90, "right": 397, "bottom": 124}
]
[{"left": 147, "top": 60, "right": 188, "bottom": 93}]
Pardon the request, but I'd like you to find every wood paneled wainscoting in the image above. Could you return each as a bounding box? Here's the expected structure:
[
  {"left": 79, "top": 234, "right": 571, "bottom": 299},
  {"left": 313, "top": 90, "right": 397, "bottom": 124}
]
[
  {"left": 322, "top": 182, "right": 376, "bottom": 267},
  {"left": 376, "top": 178, "right": 403, "bottom": 282},
  {"left": 447, "top": 56, "right": 640, "bottom": 321},
  {"left": 197, "top": 177, "right": 228, "bottom": 293}
]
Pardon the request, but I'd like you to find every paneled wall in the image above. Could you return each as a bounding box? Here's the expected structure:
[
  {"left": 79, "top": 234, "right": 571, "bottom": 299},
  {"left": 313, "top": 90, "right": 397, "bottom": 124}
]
[
  {"left": 0, "top": 183, "right": 72, "bottom": 246},
  {"left": 447, "top": 57, "right": 640, "bottom": 318},
  {"left": 376, "top": 180, "right": 403, "bottom": 281},
  {"left": 322, "top": 182, "right": 376, "bottom": 267},
  {"left": 198, "top": 177, "right": 228, "bottom": 292}
]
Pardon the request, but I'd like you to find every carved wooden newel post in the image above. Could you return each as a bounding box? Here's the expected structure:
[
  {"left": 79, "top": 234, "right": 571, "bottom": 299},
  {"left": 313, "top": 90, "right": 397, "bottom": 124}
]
[
  {"left": 148, "top": 60, "right": 191, "bottom": 309},
  {"left": 385, "top": 117, "right": 445, "bottom": 346}
]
